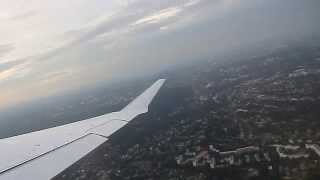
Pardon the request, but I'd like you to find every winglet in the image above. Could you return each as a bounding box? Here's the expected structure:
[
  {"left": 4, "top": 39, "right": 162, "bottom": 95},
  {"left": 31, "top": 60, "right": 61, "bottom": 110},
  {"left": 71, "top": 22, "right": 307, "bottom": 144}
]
[{"left": 118, "top": 79, "right": 166, "bottom": 120}]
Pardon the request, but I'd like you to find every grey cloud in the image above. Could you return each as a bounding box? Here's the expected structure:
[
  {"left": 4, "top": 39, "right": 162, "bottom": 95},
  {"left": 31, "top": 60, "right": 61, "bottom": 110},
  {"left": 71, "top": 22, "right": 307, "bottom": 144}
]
[
  {"left": 0, "top": 44, "right": 14, "bottom": 58},
  {"left": 86, "top": 0, "right": 320, "bottom": 76},
  {"left": 0, "top": 60, "right": 25, "bottom": 74},
  {"left": 54, "top": 0, "right": 320, "bottom": 55},
  {"left": 2, "top": 0, "right": 320, "bottom": 107},
  {"left": 21, "top": 0, "right": 202, "bottom": 64},
  {"left": 49, "top": 1, "right": 194, "bottom": 45},
  {"left": 37, "top": 71, "right": 71, "bottom": 83},
  {"left": 9, "top": 10, "right": 38, "bottom": 21},
  {"left": 10, "top": 0, "right": 320, "bottom": 86},
  {"left": 42, "top": 0, "right": 320, "bottom": 72}
]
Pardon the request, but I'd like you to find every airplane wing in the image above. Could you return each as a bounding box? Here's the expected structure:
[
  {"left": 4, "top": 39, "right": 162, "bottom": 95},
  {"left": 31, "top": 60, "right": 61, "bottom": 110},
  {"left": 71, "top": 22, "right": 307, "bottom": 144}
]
[{"left": 0, "top": 79, "right": 166, "bottom": 180}]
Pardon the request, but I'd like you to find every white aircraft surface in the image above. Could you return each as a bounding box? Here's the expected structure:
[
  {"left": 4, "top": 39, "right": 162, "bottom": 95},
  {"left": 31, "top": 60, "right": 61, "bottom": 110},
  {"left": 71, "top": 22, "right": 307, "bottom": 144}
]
[{"left": 0, "top": 79, "right": 166, "bottom": 180}]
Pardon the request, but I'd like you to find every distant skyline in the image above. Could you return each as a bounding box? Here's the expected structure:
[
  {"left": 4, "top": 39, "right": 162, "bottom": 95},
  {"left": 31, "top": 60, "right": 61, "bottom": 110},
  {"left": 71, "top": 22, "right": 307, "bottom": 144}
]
[{"left": 0, "top": 0, "right": 319, "bottom": 108}]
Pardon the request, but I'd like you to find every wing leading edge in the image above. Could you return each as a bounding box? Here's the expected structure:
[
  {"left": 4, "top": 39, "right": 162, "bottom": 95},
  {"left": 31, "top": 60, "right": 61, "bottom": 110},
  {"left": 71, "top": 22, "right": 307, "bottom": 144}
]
[{"left": 0, "top": 79, "right": 166, "bottom": 180}]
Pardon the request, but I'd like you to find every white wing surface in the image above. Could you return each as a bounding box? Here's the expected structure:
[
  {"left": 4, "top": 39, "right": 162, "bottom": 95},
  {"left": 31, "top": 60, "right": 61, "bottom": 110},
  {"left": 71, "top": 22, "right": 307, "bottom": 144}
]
[{"left": 0, "top": 79, "right": 165, "bottom": 180}]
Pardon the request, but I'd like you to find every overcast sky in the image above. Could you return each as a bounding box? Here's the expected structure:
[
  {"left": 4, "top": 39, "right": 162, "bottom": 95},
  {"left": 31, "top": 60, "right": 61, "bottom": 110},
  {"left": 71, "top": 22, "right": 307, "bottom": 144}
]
[{"left": 0, "top": 0, "right": 319, "bottom": 108}]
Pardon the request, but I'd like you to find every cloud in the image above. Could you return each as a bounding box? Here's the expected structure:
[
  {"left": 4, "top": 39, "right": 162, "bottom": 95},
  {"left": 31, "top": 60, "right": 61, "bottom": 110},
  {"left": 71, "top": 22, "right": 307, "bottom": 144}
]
[
  {"left": 0, "top": 61, "right": 22, "bottom": 73},
  {"left": 0, "top": 44, "right": 14, "bottom": 58},
  {"left": 0, "top": 60, "right": 29, "bottom": 82},
  {"left": 184, "top": 0, "right": 202, "bottom": 7},
  {"left": 1, "top": 0, "right": 320, "bottom": 108},
  {"left": 8, "top": 11, "right": 38, "bottom": 21},
  {"left": 10, "top": 0, "right": 198, "bottom": 66},
  {"left": 38, "top": 71, "right": 73, "bottom": 85},
  {"left": 26, "top": 0, "right": 320, "bottom": 76},
  {"left": 131, "top": 7, "right": 182, "bottom": 26}
]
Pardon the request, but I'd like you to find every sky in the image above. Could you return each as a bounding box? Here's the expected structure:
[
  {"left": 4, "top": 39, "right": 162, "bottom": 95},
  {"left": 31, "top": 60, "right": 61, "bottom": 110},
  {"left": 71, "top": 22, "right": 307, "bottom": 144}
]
[{"left": 0, "top": 0, "right": 320, "bottom": 108}]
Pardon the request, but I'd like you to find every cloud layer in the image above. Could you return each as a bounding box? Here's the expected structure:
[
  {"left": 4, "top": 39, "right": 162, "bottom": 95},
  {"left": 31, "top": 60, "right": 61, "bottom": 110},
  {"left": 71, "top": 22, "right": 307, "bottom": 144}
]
[{"left": 0, "top": 0, "right": 320, "bottom": 108}]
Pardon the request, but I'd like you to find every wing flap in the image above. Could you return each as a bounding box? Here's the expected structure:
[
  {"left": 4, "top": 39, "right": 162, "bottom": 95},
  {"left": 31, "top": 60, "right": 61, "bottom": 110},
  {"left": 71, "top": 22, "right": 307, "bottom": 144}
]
[
  {"left": 0, "top": 134, "right": 106, "bottom": 180},
  {"left": 88, "top": 120, "right": 127, "bottom": 138}
]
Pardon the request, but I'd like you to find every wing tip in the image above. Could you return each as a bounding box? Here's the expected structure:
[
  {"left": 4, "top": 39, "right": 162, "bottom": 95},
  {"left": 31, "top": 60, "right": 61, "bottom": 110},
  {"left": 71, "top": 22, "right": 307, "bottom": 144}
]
[
  {"left": 154, "top": 79, "right": 166, "bottom": 89},
  {"left": 120, "top": 78, "right": 166, "bottom": 114}
]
